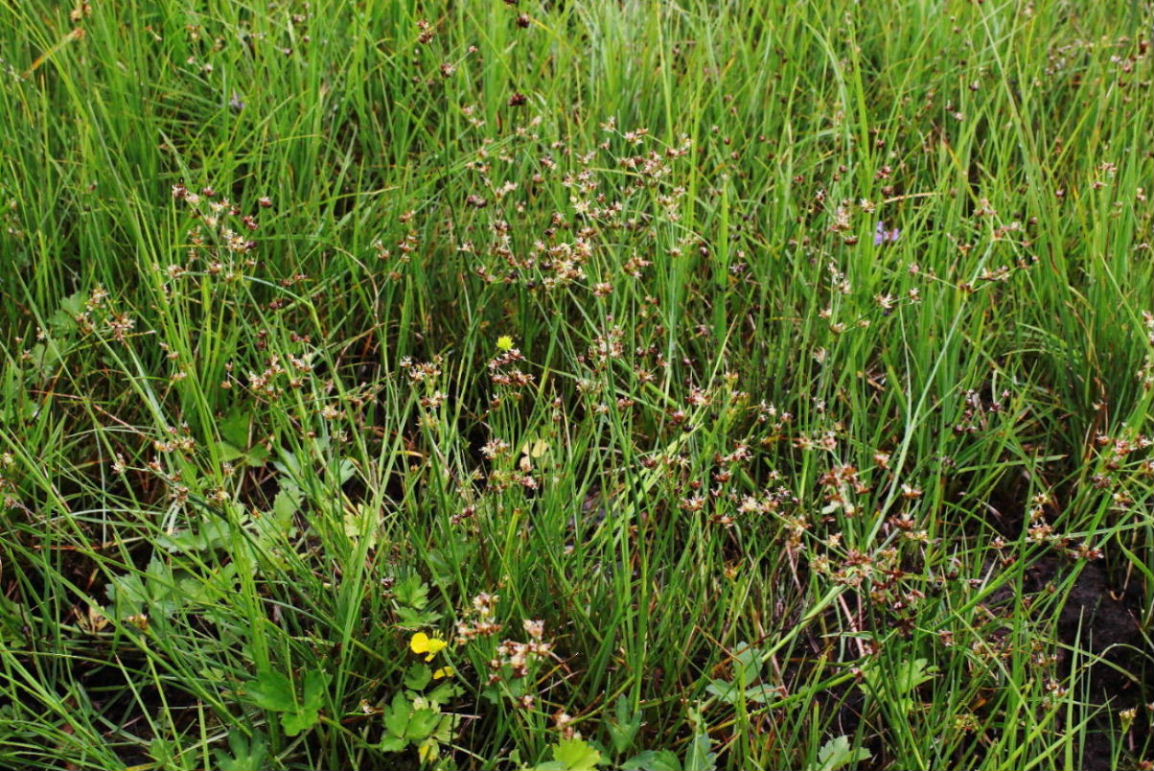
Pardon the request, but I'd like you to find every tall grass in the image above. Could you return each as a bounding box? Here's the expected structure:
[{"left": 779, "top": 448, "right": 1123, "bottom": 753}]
[{"left": 1, "top": 1, "right": 1152, "bottom": 769}]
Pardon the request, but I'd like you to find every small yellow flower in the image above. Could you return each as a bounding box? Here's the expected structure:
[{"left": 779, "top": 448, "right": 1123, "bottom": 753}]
[
  {"left": 433, "top": 665, "right": 455, "bottom": 679},
  {"left": 496, "top": 335, "right": 514, "bottom": 352},
  {"left": 418, "top": 739, "right": 439, "bottom": 764},
  {"left": 409, "top": 632, "right": 448, "bottom": 661}
]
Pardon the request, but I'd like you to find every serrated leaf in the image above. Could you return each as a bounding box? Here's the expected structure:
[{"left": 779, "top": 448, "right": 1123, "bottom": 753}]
[
  {"left": 301, "top": 669, "right": 328, "bottom": 712},
  {"left": 273, "top": 482, "right": 303, "bottom": 520},
  {"left": 394, "top": 575, "right": 429, "bottom": 609},
  {"left": 404, "top": 663, "right": 432, "bottom": 690},
  {"left": 59, "top": 291, "right": 86, "bottom": 317},
  {"left": 405, "top": 707, "right": 441, "bottom": 740},
  {"left": 28, "top": 341, "right": 63, "bottom": 379},
  {"left": 105, "top": 573, "right": 147, "bottom": 618},
  {"left": 396, "top": 606, "right": 441, "bottom": 629},
  {"left": 809, "top": 735, "right": 870, "bottom": 771},
  {"left": 213, "top": 730, "right": 269, "bottom": 771},
  {"left": 343, "top": 505, "right": 380, "bottom": 546},
  {"left": 245, "top": 671, "right": 295, "bottom": 712},
  {"left": 744, "top": 683, "right": 779, "bottom": 704},
  {"left": 219, "top": 442, "right": 246, "bottom": 462},
  {"left": 273, "top": 449, "right": 302, "bottom": 478},
  {"left": 384, "top": 692, "right": 413, "bottom": 738},
  {"left": 608, "top": 695, "right": 641, "bottom": 754},
  {"left": 894, "top": 658, "right": 936, "bottom": 695},
  {"left": 731, "top": 641, "right": 762, "bottom": 685},
  {"left": 46, "top": 308, "right": 77, "bottom": 336},
  {"left": 622, "top": 750, "right": 682, "bottom": 771},
  {"left": 427, "top": 680, "right": 463, "bottom": 704},
  {"left": 427, "top": 540, "right": 476, "bottom": 586},
  {"left": 432, "top": 712, "right": 459, "bottom": 742},
  {"left": 143, "top": 558, "right": 181, "bottom": 617},
  {"left": 245, "top": 444, "right": 271, "bottom": 466},
  {"left": 331, "top": 457, "right": 357, "bottom": 485},
  {"left": 106, "top": 559, "right": 187, "bottom": 620},
  {"left": 685, "top": 732, "right": 716, "bottom": 771},
  {"left": 156, "top": 519, "right": 230, "bottom": 554},
  {"left": 705, "top": 678, "right": 740, "bottom": 704}
]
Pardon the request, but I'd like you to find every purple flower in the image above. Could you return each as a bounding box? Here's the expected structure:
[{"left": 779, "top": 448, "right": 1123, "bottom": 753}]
[{"left": 875, "top": 221, "right": 900, "bottom": 245}]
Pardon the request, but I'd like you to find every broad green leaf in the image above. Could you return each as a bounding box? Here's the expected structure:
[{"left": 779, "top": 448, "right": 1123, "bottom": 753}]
[
  {"left": 432, "top": 712, "right": 459, "bottom": 742},
  {"left": 546, "top": 737, "right": 602, "bottom": 771}
]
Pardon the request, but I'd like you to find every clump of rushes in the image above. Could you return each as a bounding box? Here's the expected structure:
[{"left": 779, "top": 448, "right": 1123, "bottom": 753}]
[{"left": 1, "top": 1, "right": 1153, "bottom": 770}]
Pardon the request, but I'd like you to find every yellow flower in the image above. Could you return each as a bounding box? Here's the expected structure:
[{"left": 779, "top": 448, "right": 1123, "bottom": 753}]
[
  {"left": 496, "top": 335, "right": 514, "bottom": 352},
  {"left": 409, "top": 632, "right": 448, "bottom": 661},
  {"left": 418, "top": 739, "right": 439, "bottom": 764},
  {"left": 433, "top": 665, "right": 455, "bottom": 679}
]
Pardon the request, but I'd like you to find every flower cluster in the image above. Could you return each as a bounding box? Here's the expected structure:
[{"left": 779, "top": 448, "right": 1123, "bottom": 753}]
[{"left": 454, "top": 593, "right": 503, "bottom": 645}]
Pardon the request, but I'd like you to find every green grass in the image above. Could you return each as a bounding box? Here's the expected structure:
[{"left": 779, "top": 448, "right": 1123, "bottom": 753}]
[{"left": 1, "top": 1, "right": 1153, "bottom": 769}]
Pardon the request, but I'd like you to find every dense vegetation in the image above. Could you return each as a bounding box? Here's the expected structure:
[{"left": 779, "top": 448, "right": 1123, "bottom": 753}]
[{"left": 1, "top": 1, "right": 1152, "bottom": 769}]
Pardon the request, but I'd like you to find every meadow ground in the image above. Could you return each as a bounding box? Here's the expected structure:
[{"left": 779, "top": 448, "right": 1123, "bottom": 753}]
[{"left": 1, "top": 1, "right": 1153, "bottom": 769}]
